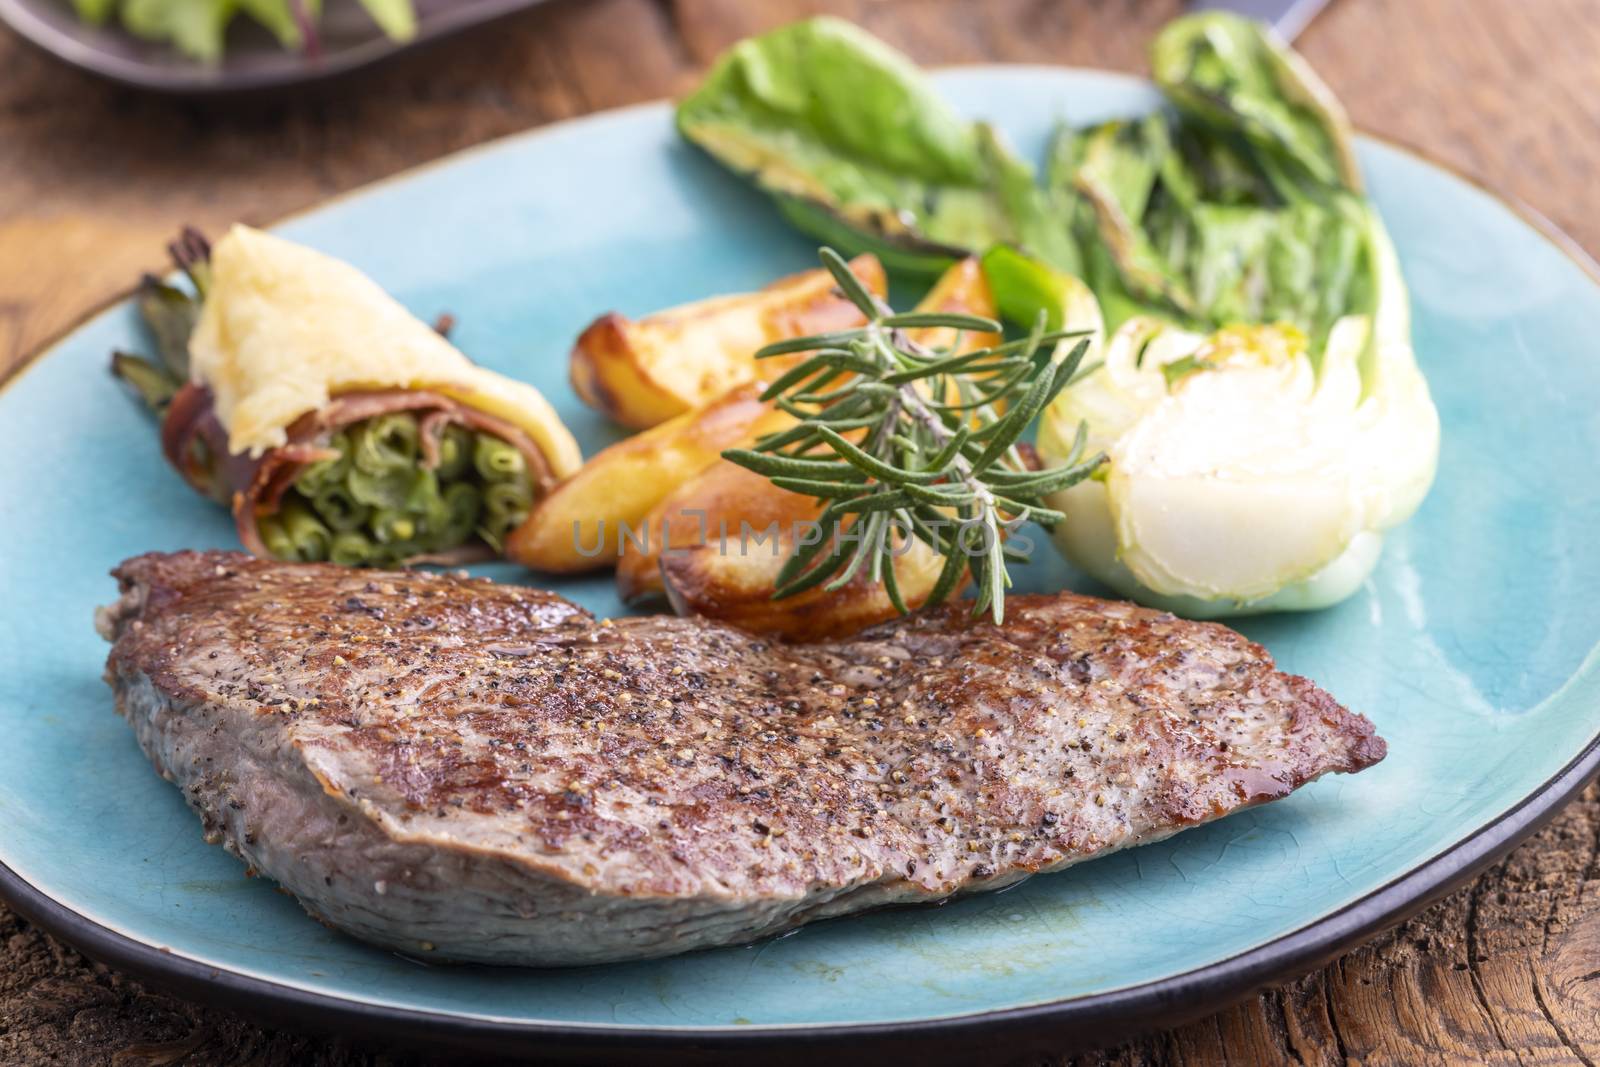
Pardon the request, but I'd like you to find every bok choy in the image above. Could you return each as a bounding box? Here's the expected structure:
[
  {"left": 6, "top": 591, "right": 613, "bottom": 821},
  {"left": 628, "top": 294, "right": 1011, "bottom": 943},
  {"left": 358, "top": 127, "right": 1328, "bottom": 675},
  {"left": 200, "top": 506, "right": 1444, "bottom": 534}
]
[{"left": 1037, "top": 13, "right": 1438, "bottom": 615}]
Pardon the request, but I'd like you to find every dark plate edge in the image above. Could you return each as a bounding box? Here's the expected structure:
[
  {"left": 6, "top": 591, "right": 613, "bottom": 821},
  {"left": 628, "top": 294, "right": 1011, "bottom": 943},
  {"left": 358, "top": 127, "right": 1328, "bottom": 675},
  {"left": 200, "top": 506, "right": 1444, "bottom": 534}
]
[
  {"left": 0, "top": 0, "right": 552, "bottom": 94},
  {"left": 3, "top": 729, "right": 1597, "bottom": 1060}
]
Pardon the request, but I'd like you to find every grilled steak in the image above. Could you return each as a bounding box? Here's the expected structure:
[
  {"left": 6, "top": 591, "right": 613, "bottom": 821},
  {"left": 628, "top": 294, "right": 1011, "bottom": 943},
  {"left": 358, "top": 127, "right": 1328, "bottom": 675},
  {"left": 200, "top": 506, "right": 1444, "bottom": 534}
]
[{"left": 99, "top": 551, "right": 1384, "bottom": 966}]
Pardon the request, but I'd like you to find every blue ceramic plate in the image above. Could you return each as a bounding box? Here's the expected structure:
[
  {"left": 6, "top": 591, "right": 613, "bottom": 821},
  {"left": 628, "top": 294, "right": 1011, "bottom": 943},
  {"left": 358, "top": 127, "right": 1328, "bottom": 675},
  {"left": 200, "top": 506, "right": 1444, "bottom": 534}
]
[{"left": 3, "top": 69, "right": 1599, "bottom": 1058}]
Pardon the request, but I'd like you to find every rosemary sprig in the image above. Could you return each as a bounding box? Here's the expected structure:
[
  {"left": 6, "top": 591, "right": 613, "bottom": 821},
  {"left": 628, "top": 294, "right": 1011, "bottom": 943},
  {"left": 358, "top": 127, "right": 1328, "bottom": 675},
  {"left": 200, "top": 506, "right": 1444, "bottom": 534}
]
[{"left": 722, "top": 248, "right": 1105, "bottom": 624}]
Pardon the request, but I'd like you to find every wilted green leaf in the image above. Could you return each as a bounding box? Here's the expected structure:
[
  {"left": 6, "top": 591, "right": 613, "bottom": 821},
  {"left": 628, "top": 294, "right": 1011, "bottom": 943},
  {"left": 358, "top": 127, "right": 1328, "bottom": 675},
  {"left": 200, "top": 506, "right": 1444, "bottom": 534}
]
[
  {"left": 677, "top": 16, "right": 1077, "bottom": 277},
  {"left": 1150, "top": 11, "right": 1361, "bottom": 192},
  {"left": 1044, "top": 13, "right": 1380, "bottom": 365}
]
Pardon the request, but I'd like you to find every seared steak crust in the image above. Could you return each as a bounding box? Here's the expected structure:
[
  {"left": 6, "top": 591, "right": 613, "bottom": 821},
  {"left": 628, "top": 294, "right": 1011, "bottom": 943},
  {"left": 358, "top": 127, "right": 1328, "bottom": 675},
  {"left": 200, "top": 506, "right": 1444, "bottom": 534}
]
[{"left": 100, "top": 551, "right": 1384, "bottom": 965}]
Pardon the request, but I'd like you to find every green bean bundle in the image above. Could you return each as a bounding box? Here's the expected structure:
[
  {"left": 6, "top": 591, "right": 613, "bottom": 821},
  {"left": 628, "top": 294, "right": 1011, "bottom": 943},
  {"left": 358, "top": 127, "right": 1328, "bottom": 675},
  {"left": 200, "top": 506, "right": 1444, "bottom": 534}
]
[
  {"left": 435, "top": 425, "right": 474, "bottom": 481},
  {"left": 261, "top": 412, "right": 538, "bottom": 567},
  {"left": 278, "top": 499, "right": 334, "bottom": 562},
  {"left": 310, "top": 483, "right": 370, "bottom": 533},
  {"left": 330, "top": 532, "right": 377, "bottom": 567},
  {"left": 295, "top": 431, "right": 352, "bottom": 496},
  {"left": 471, "top": 435, "right": 535, "bottom": 548},
  {"left": 109, "top": 225, "right": 582, "bottom": 571},
  {"left": 353, "top": 414, "right": 420, "bottom": 473}
]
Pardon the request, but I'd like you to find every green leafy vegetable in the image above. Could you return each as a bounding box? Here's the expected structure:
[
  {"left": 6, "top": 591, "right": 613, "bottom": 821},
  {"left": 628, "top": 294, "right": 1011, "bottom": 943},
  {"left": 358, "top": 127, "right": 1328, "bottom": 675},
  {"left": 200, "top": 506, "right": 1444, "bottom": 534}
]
[
  {"left": 71, "top": 0, "right": 116, "bottom": 22},
  {"left": 676, "top": 17, "right": 1076, "bottom": 277},
  {"left": 979, "top": 244, "right": 1102, "bottom": 342},
  {"left": 1031, "top": 15, "right": 1437, "bottom": 618},
  {"left": 1150, "top": 11, "right": 1360, "bottom": 192},
  {"left": 679, "top": 13, "right": 1384, "bottom": 378},
  {"left": 278, "top": 498, "right": 333, "bottom": 562},
  {"left": 1048, "top": 13, "right": 1378, "bottom": 368},
  {"left": 352, "top": 0, "right": 414, "bottom": 41},
  {"left": 120, "top": 0, "right": 238, "bottom": 60}
]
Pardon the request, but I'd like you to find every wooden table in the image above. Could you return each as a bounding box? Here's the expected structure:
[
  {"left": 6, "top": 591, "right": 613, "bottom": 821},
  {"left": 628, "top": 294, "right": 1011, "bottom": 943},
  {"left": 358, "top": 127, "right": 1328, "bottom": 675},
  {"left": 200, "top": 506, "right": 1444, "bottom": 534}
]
[{"left": 3, "top": 0, "right": 1599, "bottom": 1062}]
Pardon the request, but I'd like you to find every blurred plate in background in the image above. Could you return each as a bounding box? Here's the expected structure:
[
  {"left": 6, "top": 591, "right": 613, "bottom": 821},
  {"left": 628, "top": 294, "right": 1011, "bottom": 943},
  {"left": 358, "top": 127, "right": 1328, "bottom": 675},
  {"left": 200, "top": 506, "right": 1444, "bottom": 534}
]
[{"left": 0, "top": 0, "right": 550, "bottom": 94}]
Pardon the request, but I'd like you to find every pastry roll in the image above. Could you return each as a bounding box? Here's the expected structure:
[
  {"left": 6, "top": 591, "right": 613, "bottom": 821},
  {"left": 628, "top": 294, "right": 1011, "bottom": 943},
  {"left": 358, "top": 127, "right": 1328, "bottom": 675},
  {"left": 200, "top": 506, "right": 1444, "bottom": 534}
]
[{"left": 114, "top": 225, "right": 581, "bottom": 566}]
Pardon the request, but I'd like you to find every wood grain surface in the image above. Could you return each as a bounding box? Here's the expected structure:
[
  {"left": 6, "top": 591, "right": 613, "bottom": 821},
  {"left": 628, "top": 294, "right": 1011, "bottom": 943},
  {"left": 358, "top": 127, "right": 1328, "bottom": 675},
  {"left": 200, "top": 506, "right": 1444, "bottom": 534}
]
[{"left": 3, "top": 0, "right": 1599, "bottom": 1063}]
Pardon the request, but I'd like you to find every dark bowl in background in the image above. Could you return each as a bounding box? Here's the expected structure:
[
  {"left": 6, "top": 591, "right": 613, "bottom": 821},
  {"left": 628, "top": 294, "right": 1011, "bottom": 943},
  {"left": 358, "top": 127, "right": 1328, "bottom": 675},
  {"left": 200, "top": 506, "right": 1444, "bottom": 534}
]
[{"left": 0, "top": 0, "right": 552, "bottom": 94}]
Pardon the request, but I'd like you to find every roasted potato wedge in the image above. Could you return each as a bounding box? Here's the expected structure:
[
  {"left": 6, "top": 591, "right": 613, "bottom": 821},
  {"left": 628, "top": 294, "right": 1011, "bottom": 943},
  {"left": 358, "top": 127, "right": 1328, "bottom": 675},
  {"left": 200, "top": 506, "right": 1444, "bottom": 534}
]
[
  {"left": 618, "top": 457, "right": 951, "bottom": 641},
  {"left": 569, "top": 254, "right": 888, "bottom": 430},
  {"left": 615, "top": 404, "right": 793, "bottom": 600},
  {"left": 615, "top": 258, "right": 995, "bottom": 634},
  {"left": 910, "top": 256, "right": 1004, "bottom": 411},
  {"left": 506, "top": 383, "right": 769, "bottom": 572},
  {"left": 907, "top": 255, "right": 1002, "bottom": 352}
]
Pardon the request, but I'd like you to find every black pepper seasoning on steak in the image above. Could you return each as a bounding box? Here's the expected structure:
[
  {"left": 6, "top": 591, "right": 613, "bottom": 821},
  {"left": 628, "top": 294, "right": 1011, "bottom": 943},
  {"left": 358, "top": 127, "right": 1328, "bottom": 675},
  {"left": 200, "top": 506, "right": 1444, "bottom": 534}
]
[{"left": 99, "top": 551, "right": 1384, "bottom": 966}]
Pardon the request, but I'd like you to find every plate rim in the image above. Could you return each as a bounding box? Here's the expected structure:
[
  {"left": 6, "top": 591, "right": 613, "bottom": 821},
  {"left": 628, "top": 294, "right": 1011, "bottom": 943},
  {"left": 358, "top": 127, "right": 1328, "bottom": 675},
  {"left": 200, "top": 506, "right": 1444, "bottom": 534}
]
[{"left": 4, "top": 66, "right": 1600, "bottom": 1055}]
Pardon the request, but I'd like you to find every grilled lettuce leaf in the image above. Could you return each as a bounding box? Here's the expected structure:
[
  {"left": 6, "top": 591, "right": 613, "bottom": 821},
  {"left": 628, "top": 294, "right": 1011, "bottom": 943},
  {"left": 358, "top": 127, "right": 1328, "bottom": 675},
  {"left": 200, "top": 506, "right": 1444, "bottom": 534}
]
[{"left": 676, "top": 16, "right": 1077, "bottom": 277}]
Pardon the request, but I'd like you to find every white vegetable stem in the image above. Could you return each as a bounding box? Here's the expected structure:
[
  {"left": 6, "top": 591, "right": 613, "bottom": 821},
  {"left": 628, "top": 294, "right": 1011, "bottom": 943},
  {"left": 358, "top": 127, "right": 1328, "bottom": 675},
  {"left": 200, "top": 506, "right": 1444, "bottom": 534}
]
[{"left": 1037, "top": 224, "right": 1440, "bottom": 617}]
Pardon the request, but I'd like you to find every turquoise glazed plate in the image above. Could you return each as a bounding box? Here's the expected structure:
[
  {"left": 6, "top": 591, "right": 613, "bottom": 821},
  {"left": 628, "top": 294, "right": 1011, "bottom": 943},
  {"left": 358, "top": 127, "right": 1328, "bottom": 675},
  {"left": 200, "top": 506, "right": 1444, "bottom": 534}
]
[{"left": 3, "top": 69, "right": 1599, "bottom": 1059}]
